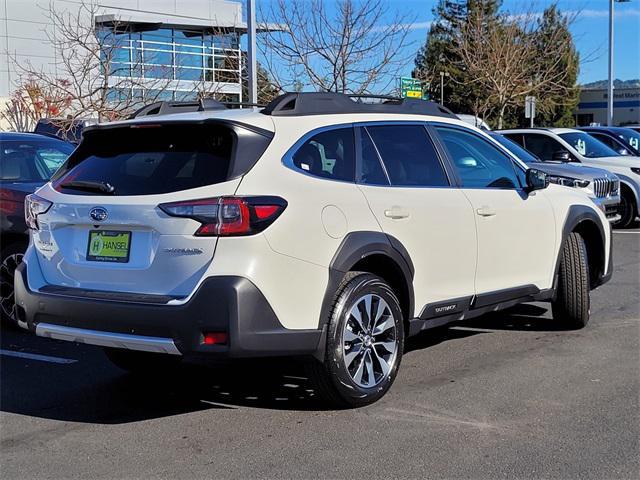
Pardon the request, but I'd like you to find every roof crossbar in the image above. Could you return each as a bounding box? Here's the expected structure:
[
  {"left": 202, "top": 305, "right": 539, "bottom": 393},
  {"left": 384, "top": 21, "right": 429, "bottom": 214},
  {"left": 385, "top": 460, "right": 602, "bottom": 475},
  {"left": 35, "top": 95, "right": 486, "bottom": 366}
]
[{"left": 261, "top": 92, "right": 457, "bottom": 118}]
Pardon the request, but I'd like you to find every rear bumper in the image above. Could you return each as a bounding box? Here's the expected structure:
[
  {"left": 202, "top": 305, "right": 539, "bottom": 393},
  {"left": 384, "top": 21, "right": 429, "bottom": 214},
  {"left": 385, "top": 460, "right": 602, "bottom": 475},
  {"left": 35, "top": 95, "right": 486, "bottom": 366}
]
[{"left": 14, "top": 263, "right": 323, "bottom": 358}]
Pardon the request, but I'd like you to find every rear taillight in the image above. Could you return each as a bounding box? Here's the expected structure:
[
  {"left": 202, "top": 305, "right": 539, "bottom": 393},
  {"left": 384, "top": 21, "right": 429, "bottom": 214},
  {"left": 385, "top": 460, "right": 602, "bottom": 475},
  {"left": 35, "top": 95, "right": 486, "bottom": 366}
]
[
  {"left": 25, "top": 194, "right": 53, "bottom": 230},
  {"left": 158, "top": 196, "right": 287, "bottom": 236}
]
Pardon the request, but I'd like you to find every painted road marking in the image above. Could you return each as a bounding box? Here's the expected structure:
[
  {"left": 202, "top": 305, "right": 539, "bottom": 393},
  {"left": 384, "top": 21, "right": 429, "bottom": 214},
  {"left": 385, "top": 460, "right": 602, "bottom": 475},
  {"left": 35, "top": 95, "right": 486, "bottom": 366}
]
[{"left": 0, "top": 349, "right": 77, "bottom": 364}]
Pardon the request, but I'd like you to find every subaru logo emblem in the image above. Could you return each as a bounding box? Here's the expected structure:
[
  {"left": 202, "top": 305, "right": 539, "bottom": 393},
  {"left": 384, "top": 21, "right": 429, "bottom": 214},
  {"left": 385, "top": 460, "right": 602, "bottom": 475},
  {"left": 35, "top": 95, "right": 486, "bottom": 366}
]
[{"left": 90, "top": 207, "right": 108, "bottom": 222}]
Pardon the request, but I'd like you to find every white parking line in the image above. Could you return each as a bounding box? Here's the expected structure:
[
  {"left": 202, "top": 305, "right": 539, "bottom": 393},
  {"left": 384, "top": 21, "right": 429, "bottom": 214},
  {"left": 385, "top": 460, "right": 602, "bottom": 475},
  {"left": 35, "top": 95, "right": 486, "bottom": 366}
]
[{"left": 0, "top": 349, "right": 77, "bottom": 364}]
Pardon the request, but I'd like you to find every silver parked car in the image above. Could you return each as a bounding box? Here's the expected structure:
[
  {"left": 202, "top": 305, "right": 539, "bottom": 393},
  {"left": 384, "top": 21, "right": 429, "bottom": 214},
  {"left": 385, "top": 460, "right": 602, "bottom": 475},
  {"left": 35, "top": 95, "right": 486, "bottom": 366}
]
[{"left": 489, "top": 132, "right": 620, "bottom": 222}]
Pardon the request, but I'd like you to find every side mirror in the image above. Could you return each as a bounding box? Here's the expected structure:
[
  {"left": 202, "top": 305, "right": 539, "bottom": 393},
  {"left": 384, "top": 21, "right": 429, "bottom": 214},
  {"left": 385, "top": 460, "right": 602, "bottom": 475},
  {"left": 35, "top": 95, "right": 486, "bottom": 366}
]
[
  {"left": 552, "top": 150, "right": 571, "bottom": 162},
  {"left": 526, "top": 168, "right": 549, "bottom": 192}
]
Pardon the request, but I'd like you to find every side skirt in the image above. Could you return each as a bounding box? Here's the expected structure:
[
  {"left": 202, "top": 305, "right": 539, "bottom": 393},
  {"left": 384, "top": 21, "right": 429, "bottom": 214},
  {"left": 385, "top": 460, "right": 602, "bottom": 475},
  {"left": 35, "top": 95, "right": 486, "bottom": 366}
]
[{"left": 408, "top": 285, "right": 554, "bottom": 337}]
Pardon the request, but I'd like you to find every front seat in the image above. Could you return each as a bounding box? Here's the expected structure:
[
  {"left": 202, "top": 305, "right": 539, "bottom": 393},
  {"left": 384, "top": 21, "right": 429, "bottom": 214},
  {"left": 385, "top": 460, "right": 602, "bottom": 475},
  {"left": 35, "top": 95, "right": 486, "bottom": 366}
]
[{"left": 0, "top": 151, "right": 29, "bottom": 180}]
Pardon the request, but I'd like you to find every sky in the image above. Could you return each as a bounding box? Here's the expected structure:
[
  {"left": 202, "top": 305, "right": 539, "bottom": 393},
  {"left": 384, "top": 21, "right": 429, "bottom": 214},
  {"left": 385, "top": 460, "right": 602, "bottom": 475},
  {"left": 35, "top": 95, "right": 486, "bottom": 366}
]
[
  {"left": 386, "top": 0, "right": 640, "bottom": 84},
  {"left": 256, "top": 0, "right": 640, "bottom": 86}
]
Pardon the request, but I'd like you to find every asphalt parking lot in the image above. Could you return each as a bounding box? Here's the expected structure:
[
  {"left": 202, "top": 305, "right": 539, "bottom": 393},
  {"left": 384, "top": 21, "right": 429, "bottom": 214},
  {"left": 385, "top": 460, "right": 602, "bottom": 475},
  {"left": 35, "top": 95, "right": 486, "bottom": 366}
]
[{"left": 1, "top": 228, "right": 638, "bottom": 479}]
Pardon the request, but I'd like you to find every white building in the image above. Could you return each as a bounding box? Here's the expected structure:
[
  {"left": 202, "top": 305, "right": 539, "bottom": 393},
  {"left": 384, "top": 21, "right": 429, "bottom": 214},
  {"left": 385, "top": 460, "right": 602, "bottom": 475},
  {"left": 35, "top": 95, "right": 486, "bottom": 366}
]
[
  {"left": 1, "top": 0, "right": 249, "bottom": 108},
  {"left": 574, "top": 87, "right": 640, "bottom": 126}
]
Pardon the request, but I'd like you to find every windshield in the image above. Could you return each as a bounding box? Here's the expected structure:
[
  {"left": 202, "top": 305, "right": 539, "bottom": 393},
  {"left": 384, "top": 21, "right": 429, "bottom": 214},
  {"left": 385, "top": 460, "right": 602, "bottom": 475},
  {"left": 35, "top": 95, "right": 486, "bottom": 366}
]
[
  {"left": 0, "top": 138, "right": 74, "bottom": 182},
  {"left": 559, "top": 132, "right": 620, "bottom": 158},
  {"left": 489, "top": 134, "right": 539, "bottom": 164},
  {"left": 618, "top": 128, "right": 640, "bottom": 153}
]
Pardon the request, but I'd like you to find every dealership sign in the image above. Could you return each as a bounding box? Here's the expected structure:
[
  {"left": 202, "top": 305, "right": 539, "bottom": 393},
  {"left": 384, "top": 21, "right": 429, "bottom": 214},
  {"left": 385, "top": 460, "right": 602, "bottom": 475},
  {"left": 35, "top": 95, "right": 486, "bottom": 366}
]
[{"left": 401, "top": 77, "right": 428, "bottom": 100}]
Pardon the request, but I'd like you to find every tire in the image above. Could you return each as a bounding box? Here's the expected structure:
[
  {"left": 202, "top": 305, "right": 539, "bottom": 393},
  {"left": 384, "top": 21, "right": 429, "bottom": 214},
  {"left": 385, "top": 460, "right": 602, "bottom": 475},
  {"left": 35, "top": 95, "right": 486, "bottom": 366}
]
[
  {"left": 551, "top": 232, "right": 590, "bottom": 329},
  {"left": 1, "top": 242, "right": 27, "bottom": 327},
  {"left": 613, "top": 188, "right": 637, "bottom": 229},
  {"left": 307, "top": 272, "right": 404, "bottom": 408},
  {"left": 103, "top": 347, "right": 182, "bottom": 374}
]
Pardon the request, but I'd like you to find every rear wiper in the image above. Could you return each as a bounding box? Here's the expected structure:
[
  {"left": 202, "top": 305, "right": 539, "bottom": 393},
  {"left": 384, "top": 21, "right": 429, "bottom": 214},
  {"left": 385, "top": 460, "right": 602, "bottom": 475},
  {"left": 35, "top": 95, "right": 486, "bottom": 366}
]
[{"left": 59, "top": 180, "right": 115, "bottom": 194}]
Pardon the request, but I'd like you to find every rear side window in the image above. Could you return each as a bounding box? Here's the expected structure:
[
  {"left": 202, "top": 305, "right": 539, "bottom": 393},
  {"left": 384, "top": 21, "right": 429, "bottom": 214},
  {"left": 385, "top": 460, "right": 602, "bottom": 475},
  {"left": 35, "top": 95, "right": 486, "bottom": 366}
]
[
  {"left": 365, "top": 125, "right": 448, "bottom": 187},
  {"left": 291, "top": 128, "right": 355, "bottom": 182},
  {"left": 52, "top": 123, "right": 269, "bottom": 195},
  {"left": 521, "top": 133, "right": 564, "bottom": 161}
]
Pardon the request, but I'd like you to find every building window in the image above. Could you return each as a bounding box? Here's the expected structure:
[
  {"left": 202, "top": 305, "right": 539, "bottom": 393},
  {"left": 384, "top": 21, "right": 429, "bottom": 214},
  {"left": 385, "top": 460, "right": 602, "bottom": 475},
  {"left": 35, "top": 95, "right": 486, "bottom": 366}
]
[{"left": 98, "top": 25, "right": 241, "bottom": 102}]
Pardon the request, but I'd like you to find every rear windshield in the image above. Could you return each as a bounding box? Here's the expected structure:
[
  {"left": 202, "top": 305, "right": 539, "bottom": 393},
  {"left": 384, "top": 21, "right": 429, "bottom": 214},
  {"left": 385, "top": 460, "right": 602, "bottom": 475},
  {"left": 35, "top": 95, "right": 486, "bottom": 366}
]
[{"left": 52, "top": 123, "right": 260, "bottom": 196}]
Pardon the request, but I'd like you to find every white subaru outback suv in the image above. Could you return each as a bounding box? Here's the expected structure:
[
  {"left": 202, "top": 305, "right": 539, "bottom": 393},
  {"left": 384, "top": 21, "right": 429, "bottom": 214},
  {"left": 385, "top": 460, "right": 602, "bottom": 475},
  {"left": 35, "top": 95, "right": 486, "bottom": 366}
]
[{"left": 15, "top": 93, "right": 612, "bottom": 407}]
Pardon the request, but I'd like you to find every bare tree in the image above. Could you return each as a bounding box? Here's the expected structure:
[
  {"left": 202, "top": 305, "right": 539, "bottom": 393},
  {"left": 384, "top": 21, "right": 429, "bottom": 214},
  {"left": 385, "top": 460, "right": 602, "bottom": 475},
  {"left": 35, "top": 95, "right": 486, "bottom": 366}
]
[
  {"left": 11, "top": 0, "right": 173, "bottom": 126},
  {"left": 453, "top": 8, "right": 578, "bottom": 128},
  {"left": 259, "top": 0, "right": 414, "bottom": 94},
  {"left": 0, "top": 77, "right": 72, "bottom": 131}
]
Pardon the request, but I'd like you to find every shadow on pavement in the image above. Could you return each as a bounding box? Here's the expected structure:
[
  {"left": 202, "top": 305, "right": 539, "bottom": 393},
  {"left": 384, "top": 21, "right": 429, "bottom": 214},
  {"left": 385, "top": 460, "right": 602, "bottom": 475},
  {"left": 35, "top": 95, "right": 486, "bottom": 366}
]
[
  {"left": 1, "top": 302, "right": 574, "bottom": 423},
  {"left": 470, "top": 303, "right": 581, "bottom": 332}
]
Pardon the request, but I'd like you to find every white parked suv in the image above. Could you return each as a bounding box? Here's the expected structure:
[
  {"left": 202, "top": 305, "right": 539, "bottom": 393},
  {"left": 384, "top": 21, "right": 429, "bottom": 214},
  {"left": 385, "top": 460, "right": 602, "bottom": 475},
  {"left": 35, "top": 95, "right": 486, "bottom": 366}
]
[
  {"left": 500, "top": 128, "right": 640, "bottom": 228},
  {"left": 15, "top": 94, "right": 612, "bottom": 407}
]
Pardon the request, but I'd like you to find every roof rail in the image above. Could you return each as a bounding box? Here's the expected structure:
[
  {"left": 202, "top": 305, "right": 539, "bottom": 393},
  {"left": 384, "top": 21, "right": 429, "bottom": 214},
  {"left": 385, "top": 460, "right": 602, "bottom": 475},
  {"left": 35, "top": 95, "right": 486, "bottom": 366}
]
[
  {"left": 128, "top": 98, "right": 227, "bottom": 119},
  {"left": 223, "top": 102, "right": 266, "bottom": 109},
  {"left": 261, "top": 92, "right": 456, "bottom": 118}
]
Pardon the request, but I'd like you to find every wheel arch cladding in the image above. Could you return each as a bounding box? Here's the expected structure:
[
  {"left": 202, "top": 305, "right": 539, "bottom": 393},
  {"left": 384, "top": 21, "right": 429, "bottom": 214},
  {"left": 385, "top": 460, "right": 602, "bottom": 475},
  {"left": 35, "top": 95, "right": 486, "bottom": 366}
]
[
  {"left": 318, "top": 232, "right": 415, "bottom": 328},
  {"left": 563, "top": 205, "right": 608, "bottom": 289},
  {"left": 619, "top": 180, "right": 639, "bottom": 211}
]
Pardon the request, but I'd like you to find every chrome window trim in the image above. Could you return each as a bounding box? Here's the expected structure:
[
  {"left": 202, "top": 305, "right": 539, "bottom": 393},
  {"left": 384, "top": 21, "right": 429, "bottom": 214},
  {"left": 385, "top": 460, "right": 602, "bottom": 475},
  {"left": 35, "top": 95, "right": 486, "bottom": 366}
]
[{"left": 282, "top": 120, "right": 456, "bottom": 189}]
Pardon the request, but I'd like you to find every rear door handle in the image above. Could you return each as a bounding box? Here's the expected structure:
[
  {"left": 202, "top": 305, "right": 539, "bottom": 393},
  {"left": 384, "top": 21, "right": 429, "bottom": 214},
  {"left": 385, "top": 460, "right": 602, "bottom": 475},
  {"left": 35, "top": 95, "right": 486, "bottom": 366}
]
[
  {"left": 384, "top": 207, "right": 410, "bottom": 219},
  {"left": 476, "top": 205, "right": 496, "bottom": 217}
]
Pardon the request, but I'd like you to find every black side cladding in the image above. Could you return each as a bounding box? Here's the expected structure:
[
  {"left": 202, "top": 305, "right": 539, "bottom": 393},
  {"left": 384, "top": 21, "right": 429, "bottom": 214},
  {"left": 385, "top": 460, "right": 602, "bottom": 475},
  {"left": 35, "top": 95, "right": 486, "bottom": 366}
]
[
  {"left": 319, "top": 231, "right": 415, "bottom": 328},
  {"left": 557, "top": 204, "right": 611, "bottom": 288}
]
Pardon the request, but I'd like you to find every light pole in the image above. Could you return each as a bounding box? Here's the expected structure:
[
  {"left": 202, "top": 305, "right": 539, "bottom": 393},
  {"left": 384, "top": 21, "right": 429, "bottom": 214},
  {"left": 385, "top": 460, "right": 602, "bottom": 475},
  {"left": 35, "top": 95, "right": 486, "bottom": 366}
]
[
  {"left": 439, "top": 71, "right": 450, "bottom": 106},
  {"left": 247, "top": 0, "right": 257, "bottom": 105},
  {"left": 608, "top": 0, "right": 631, "bottom": 126}
]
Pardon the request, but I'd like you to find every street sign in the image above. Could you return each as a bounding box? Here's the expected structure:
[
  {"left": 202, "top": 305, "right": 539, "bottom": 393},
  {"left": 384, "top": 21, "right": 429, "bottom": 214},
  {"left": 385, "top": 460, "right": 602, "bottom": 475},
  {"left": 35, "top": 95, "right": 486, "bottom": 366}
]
[
  {"left": 525, "top": 96, "right": 536, "bottom": 118},
  {"left": 525, "top": 96, "right": 536, "bottom": 127},
  {"left": 401, "top": 77, "right": 427, "bottom": 100}
]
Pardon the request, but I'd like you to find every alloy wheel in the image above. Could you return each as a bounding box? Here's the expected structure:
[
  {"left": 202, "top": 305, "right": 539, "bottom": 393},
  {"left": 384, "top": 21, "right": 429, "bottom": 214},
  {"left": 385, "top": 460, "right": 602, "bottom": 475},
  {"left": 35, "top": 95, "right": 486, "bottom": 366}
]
[
  {"left": 0, "top": 253, "right": 24, "bottom": 322},
  {"left": 342, "top": 293, "right": 398, "bottom": 388}
]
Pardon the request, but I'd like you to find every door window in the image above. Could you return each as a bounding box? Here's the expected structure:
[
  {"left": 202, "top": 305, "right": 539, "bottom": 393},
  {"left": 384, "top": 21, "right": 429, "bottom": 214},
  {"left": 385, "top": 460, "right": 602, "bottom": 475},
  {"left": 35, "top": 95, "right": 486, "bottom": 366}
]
[
  {"left": 365, "top": 125, "right": 448, "bottom": 187},
  {"left": 591, "top": 133, "right": 617, "bottom": 150},
  {"left": 357, "top": 128, "right": 389, "bottom": 185},
  {"left": 291, "top": 127, "right": 355, "bottom": 182},
  {"left": 521, "top": 133, "right": 566, "bottom": 161},
  {"left": 436, "top": 127, "right": 521, "bottom": 189}
]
